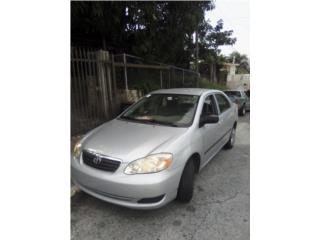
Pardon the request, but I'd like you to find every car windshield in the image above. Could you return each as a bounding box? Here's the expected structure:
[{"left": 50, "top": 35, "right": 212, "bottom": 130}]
[
  {"left": 120, "top": 94, "right": 200, "bottom": 127},
  {"left": 224, "top": 91, "right": 241, "bottom": 97}
]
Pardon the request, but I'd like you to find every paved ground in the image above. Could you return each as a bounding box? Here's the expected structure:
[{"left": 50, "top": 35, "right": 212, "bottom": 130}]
[{"left": 71, "top": 114, "right": 250, "bottom": 240}]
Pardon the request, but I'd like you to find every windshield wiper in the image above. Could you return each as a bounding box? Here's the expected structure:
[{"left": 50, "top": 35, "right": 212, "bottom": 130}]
[
  {"left": 144, "top": 119, "right": 179, "bottom": 127},
  {"left": 119, "top": 115, "right": 142, "bottom": 123},
  {"left": 120, "top": 116, "right": 179, "bottom": 127},
  {"left": 120, "top": 115, "right": 134, "bottom": 120}
]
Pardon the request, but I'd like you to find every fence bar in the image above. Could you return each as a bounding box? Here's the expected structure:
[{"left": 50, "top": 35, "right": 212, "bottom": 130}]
[
  {"left": 182, "top": 70, "right": 185, "bottom": 85},
  {"left": 168, "top": 68, "right": 171, "bottom": 88},
  {"left": 91, "top": 49, "right": 104, "bottom": 120},
  {"left": 71, "top": 48, "right": 82, "bottom": 133},
  {"left": 105, "top": 51, "right": 114, "bottom": 116},
  {"left": 82, "top": 48, "right": 93, "bottom": 120},
  {"left": 87, "top": 48, "right": 99, "bottom": 124},
  {"left": 75, "top": 48, "right": 89, "bottom": 130},
  {"left": 111, "top": 54, "right": 117, "bottom": 95},
  {"left": 197, "top": 73, "right": 200, "bottom": 87},
  {"left": 160, "top": 70, "right": 163, "bottom": 88},
  {"left": 79, "top": 48, "right": 91, "bottom": 128},
  {"left": 123, "top": 53, "right": 128, "bottom": 90},
  {"left": 114, "top": 62, "right": 169, "bottom": 70},
  {"left": 97, "top": 50, "right": 109, "bottom": 118}
]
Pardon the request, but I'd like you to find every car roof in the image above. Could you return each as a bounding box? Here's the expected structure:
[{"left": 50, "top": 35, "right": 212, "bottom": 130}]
[{"left": 150, "top": 88, "right": 222, "bottom": 96}]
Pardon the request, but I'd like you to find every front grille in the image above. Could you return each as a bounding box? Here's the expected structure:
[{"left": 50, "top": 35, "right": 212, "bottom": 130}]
[
  {"left": 82, "top": 184, "right": 136, "bottom": 202},
  {"left": 82, "top": 150, "right": 121, "bottom": 172}
]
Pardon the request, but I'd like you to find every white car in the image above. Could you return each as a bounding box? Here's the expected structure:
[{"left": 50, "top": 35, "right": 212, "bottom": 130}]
[{"left": 72, "top": 88, "right": 238, "bottom": 209}]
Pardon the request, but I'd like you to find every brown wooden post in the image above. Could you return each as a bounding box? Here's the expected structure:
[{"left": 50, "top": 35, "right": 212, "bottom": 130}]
[
  {"left": 111, "top": 54, "right": 119, "bottom": 115},
  {"left": 123, "top": 53, "right": 128, "bottom": 91},
  {"left": 168, "top": 67, "right": 171, "bottom": 88},
  {"left": 97, "top": 50, "right": 109, "bottom": 118},
  {"left": 160, "top": 70, "right": 163, "bottom": 88},
  {"left": 105, "top": 51, "right": 113, "bottom": 116},
  {"left": 182, "top": 70, "right": 185, "bottom": 86}
]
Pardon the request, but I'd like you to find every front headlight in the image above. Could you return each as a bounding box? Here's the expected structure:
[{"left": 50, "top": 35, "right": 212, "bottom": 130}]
[
  {"left": 73, "top": 140, "right": 82, "bottom": 159},
  {"left": 124, "top": 153, "right": 173, "bottom": 175}
]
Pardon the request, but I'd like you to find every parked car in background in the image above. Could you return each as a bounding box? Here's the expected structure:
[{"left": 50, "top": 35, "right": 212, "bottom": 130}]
[
  {"left": 72, "top": 88, "right": 238, "bottom": 209},
  {"left": 245, "top": 90, "right": 250, "bottom": 112},
  {"left": 223, "top": 90, "right": 250, "bottom": 116}
]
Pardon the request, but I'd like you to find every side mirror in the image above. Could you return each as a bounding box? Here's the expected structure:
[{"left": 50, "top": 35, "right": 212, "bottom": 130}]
[{"left": 199, "top": 114, "right": 219, "bottom": 127}]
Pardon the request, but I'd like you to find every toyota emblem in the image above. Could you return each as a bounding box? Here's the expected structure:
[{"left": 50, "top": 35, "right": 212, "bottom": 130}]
[{"left": 93, "top": 155, "right": 102, "bottom": 164}]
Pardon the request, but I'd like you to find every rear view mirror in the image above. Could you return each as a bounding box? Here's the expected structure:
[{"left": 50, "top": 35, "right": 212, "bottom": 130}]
[{"left": 199, "top": 114, "right": 219, "bottom": 127}]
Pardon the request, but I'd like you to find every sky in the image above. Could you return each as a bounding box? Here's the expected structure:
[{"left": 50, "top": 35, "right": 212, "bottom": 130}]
[{"left": 206, "top": 0, "right": 250, "bottom": 57}]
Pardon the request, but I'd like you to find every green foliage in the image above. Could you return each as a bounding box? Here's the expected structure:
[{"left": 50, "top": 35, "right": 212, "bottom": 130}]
[
  {"left": 71, "top": 1, "right": 236, "bottom": 69},
  {"left": 198, "top": 78, "right": 227, "bottom": 90},
  {"left": 130, "top": 78, "right": 161, "bottom": 95}
]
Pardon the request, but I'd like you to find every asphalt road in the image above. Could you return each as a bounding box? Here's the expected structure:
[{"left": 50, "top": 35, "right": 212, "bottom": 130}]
[{"left": 71, "top": 113, "right": 250, "bottom": 240}]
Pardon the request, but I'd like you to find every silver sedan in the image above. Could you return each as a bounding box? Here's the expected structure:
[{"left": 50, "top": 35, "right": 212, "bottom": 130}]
[{"left": 71, "top": 88, "right": 238, "bottom": 209}]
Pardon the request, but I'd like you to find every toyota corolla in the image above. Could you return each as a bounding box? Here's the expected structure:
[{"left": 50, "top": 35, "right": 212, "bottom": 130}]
[{"left": 71, "top": 88, "right": 238, "bottom": 209}]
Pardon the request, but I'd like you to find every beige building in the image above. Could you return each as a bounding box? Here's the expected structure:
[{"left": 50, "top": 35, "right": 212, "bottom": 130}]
[{"left": 224, "top": 63, "right": 250, "bottom": 90}]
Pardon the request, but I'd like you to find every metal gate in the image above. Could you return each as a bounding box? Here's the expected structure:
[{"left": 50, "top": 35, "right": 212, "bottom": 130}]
[
  {"left": 71, "top": 47, "right": 200, "bottom": 136},
  {"left": 71, "top": 47, "right": 119, "bottom": 135}
]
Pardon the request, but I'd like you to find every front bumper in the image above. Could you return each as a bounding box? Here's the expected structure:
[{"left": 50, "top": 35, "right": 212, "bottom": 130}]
[{"left": 71, "top": 156, "right": 183, "bottom": 209}]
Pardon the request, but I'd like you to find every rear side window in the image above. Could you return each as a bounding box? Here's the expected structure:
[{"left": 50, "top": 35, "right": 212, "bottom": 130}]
[{"left": 215, "top": 94, "right": 231, "bottom": 114}]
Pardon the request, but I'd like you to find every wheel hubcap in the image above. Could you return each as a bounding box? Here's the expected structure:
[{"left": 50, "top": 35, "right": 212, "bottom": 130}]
[{"left": 231, "top": 129, "right": 236, "bottom": 145}]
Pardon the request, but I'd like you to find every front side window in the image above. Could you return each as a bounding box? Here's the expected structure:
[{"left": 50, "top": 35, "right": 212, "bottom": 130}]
[
  {"left": 120, "top": 94, "right": 199, "bottom": 127},
  {"left": 201, "top": 95, "right": 217, "bottom": 116},
  {"left": 215, "top": 94, "right": 231, "bottom": 113}
]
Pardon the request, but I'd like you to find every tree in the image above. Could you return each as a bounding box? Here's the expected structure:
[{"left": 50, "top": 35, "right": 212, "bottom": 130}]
[
  {"left": 71, "top": 1, "right": 236, "bottom": 70},
  {"left": 195, "top": 19, "right": 236, "bottom": 83}
]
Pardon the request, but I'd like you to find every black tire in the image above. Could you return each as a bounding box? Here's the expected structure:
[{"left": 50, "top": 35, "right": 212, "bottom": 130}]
[
  {"left": 239, "top": 104, "right": 246, "bottom": 116},
  {"left": 224, "top": 126, "right": 236, "bottom": 149},
  {"left": 176, "top": 159, "right": 195, "bottom": 203}
]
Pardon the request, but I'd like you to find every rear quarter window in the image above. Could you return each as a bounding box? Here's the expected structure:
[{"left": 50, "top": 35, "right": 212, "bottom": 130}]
[{"left": 224, "top": 91, "right": 241, "bottom": 97}]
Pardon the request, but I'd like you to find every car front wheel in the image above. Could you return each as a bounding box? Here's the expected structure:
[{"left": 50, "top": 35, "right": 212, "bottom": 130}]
[{"left": 176, "top": 159, "right": 195, "bottom": 203}]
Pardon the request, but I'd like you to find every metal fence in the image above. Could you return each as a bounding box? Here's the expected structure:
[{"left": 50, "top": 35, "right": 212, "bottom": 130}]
[
  {"left": 113, "top": 54, "right": 200, "bottom": 92},
  {"left": 71, "top": 47, "right": 200, "bottom": 136}
]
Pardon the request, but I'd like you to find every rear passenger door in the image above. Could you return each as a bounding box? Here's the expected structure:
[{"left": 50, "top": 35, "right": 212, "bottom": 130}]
[
  {"left": 200, "top": 94, "right": 223, "bottom": 163},
  {"left": 214, "top": 93, "right": 234, "bottom": 146}
]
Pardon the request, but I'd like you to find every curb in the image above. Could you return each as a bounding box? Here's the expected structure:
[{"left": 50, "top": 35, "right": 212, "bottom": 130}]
[
  {"left": 71, "top": 185, "right": 81, "bottom": 197},
  {"left": 71, "top": 135, "right": 83, "bottom": 198}
]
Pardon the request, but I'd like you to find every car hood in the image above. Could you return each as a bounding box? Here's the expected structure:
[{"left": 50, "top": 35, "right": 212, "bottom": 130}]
[{"left": 82, "top": 119, "right": 188, "bottom": 162}]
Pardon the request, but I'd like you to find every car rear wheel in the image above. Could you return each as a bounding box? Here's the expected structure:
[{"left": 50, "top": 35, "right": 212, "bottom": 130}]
[
  {"left": 176, "top": 159, "right": 195, "bottom": 203},
  {"left": 224, "top": 126, "right": 236, "bottom": 149}
]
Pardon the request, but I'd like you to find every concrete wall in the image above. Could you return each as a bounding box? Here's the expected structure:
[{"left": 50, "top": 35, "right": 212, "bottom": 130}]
[{"left": 227, "top": 74, "right": 250, "bottom": 90}]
